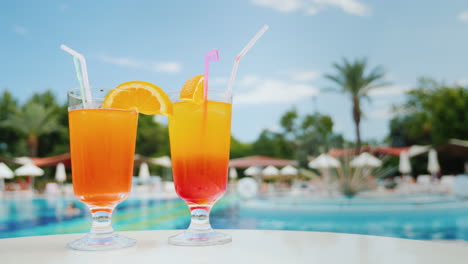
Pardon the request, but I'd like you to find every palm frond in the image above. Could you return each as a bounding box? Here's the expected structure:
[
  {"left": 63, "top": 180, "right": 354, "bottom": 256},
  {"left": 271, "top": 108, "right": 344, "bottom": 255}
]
[
  {"left": 324, "top": 74, "right": 344, "bottom": 87},
  {"left": 325, "top": 57, "right": 387, "bottom": 98},
  {"left": 1, "top": 102, "right": 58, "bottom": 136}
]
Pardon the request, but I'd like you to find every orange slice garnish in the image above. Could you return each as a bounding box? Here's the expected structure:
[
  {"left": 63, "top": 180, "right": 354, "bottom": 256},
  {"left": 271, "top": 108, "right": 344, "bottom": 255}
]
[
  {"left": 180, "top": 74, "right": 204, "bottom": 104},
  {"left": 102, "top": 81, "right": 172, "bottom": 115}
]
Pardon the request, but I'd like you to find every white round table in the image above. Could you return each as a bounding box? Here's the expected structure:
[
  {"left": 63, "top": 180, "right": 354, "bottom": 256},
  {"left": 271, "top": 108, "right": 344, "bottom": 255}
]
[{"left": 1, "top": 230, "right": 467, "bottom": 264}]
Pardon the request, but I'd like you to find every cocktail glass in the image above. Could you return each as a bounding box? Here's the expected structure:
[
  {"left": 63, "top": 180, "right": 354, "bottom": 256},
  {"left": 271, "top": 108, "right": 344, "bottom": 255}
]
[
  {"left": 168, "top": 89, "right": 232, "bottom": 246},
  {"left": 67, "top": 88, "right": 138, "bottom": 251}
]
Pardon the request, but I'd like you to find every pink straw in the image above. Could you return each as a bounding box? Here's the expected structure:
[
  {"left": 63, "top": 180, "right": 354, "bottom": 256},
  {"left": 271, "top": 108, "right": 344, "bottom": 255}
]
[{"left": 204, "top": 49, "right": 219, "bottom": 101}]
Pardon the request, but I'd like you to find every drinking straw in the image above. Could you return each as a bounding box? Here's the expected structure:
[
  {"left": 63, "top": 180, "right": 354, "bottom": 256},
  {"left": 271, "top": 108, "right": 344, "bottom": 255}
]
[
  {"left": 226, "top": 25, "right": 269, "bottom": 97},
  {"left": 204, "top": 49, "right": 219, "bottom": 101},
  {"left": 60, "top": 44, "right": 92, "bottom": 107}
]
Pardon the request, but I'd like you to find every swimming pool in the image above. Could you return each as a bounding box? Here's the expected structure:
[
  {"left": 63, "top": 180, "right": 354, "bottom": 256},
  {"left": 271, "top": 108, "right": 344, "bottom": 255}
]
[
  {"left": 0, "top": 195, "right": 237, "bottom": 239},
  {"left": 2, "top": 194, "right": 468, "bottom": 240},
  {"left": 236, "top": 194, "right": 468, "bottom": 240}
]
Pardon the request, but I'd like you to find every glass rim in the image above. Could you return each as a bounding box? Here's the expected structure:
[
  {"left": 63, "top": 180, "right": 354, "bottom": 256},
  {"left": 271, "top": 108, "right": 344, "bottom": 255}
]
[
  {"left": 166, "top": 88, "right": 229, "bottom": 95},
  {"left": 167, "top": 89, "right": 232, "bottom": 104},
  {"left": 68, "top": 87, "right": 233, "bottom": 106},
  {"left": 67, "top": 87, "right": 116, "bottom": 100}
]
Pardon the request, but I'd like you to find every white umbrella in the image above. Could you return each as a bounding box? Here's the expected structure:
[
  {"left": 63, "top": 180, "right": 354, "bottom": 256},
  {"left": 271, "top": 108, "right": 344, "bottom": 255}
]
[
  {"left": 408, "top": 145, "right": 430, "bottom": 157},
  {"left": 308, "top": 154, "right": 340, "bottom": 169},
  {"left": 229, "top": 167, "right": 238, "bottom": 179},
  {"left": 15, "top": 163, "right": 44, "bottom": 176},
  {"left": 350, "top": 152, "right": 382, "bottom": 168},
  {"left": 150, "top": 156, "right": 171, "bottom": 168},
  {"left": 244, "top": 166, "right": 262, "bottom": 176},
  {"left": 427, "top": 149, "right": 440, "bottom": 174},
  {"left": 15, "top": 163, "right": 44, "bottom": 191},
  {"left": 54, "top": 162, "right": 66, "bottom": 183},
  {"left": 280, "top": 165, "right": 298, "bottom": 175},
  {"left": 139, "top": 162, "right": 151, "bottom": 182},
  {"left": 262, "top": 165, "right": 279, "bottom": 176},
  {"left": 14, "top": 157, "right": 33, "bottom": 165},
  {"left": 237, "top": 177, "right": 258, "bottom": 199},
  {"left": 399, "top": 151, "right": 411, "bottom": 174},
  {"left": 0, "top": 163, "right": 14, "bottom": 179}
]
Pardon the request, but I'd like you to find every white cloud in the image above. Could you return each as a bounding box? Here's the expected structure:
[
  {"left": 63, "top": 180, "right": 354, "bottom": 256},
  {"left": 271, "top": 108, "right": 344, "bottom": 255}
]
[
  {"left": 13, "top": 25, "right": 28, "bottom": 36},
  {"left": 317, "top": 0, "right": 370, "bottom": 16},
  {"left": 99, "top": 55, "right": 182, "bottom": 74},
  {"left": 306, "top": 7, "right": 320, "bottom": 15},
  {"left": 289, "top": 70, "right": 321, "bottom": 82},
  {"left": 456, "top": 79, "right": 468, "bottom": 86},
  {"left": 239, "top": 75, "right": 260, "bottom": 86},
  {"left": 458, "top": 11, "right": 468, "bottom": 22},
  {"left": 251, "top": 0, "right": 302, "bottom": 13},
  {"left": 251, "top": 0, "right": 371, "bottom": 16},
  {"left": 368, "top": 84, "right": 412, "bottom": 97},
  {"left": 151, "top": 62, "right": 181, "bottom": 73},
  {"left": 383, "top": 73, "right": 396, "bottom": 82},
  {"left": 368, "top": 108, "right": 394, "bottom": 119},
  {"left": 234, "top": 75, "right": 319, "bottom": 104},
  {"left": 211, "top": 77, "right": 228, "bottom": 86}
]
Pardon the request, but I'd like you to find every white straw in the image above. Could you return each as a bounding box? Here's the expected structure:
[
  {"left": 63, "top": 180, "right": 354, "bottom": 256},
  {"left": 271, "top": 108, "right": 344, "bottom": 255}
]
[
  {"left": 60, "top": 44, "right": 93, "bottom": 106},
  {"left": 226, "top": 25, "right": 269, "bottom": 97}
]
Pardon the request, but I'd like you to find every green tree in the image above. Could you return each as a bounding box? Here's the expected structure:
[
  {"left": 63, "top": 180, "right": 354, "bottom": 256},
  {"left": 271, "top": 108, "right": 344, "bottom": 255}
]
[
  {"left": 27, "top": 90, "right": 58, "bottom": 109},
  {"left": 0, "top": 90, "right": 18, "bottom": 120},
  {"left": 38, "top": 104, "right": 70, "bottom": 156},
  {"left": 298, "top": 113, "right": 343, "bottom": 166},
  {"left": 389, "top": 78, "right": 468, "bottom": 146},
  {"left": 230, "top": 136, "right": 253, "bottom": 158},
  {"left": 1, "top": 102, "right": 59, "bottom": 157},
  {"left": 388, "top": 78, "right": 468, "bottom": 175},
  {"left": 251, "top": 129, "right": 293, "bottom": 159},
  {"left": 0, "top": 90, "right": 23, "bottom": 156},
  {"left": 325, "top": 58, "right": 387, "bottom": 150},
  {"left": 278, "top": 108, "right": 344, "bottom": 165},
  {"left": 135, "top": 115, "right": 170, "bottom": 157},
  {"left": 280, "top": 108, "right": 299, "bottom": 139},
  {"left": 27, "top": 91, "right": 69, "bottom": 156},
  {"left": 279, "top": 108, "right": 300, "bottom": 159},
  {"left": 388, "top": 114, "right": 430, "bottom": 147}
]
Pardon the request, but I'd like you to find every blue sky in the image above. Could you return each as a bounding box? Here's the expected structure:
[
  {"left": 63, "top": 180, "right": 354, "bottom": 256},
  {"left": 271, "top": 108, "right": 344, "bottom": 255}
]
[{"left": 1, "top": 0, "right": 468, "bottom": 143}]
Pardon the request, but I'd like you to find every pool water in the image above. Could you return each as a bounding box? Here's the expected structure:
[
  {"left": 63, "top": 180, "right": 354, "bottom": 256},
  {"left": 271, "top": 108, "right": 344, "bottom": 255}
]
[
  {"left": 2, "top": 194, "right": 468, "bottom": 240},
  {"left": 234, "top": 195, "right": 468, "bottom": 240},
  {"left": 0, "top": 196, "right": 235, "bottom": 238}
]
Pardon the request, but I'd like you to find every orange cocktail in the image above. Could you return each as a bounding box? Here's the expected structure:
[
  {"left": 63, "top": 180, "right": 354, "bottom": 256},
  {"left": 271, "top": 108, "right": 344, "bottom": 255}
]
[
  {"left": 69, "top": 108, "right": 138, "bottom": 207},
  {"left": 169, "top": 100, "right": 232, "bottom": 205},
  {"left": 67, "top": 86, "right": 142, "bottom": 251},
  {"left": 168, "top": 86, "right": 233, "bottom": 246},
  {"left": 66, "top": 80, "right": 170, "bottom": 251}
]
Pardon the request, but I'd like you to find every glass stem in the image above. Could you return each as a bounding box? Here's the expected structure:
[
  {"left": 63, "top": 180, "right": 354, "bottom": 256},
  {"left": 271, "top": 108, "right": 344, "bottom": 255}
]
[
  {"left": 188, "top": 205, "right": 213, "bottom": 233},
  {"left": 89, "top": 207, "right": 115, "bottom": 239}
]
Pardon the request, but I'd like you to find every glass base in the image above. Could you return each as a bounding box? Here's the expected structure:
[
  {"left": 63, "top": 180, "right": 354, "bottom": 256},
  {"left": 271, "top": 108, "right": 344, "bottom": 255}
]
[
  {"left": 168, "top": 230, "right": 232, "bottom": 246},
  {"left": 67, "top": 233, "right": 136, "bottom": 251}
]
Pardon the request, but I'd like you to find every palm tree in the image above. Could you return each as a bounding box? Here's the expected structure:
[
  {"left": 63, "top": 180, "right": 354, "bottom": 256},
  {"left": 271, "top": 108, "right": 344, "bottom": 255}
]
[
  {"left": 325, "top": 58, "right": 387, "bottom": 150},
  {"left": 0, "top": 102, "right": 58, "bottom": 157}
]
